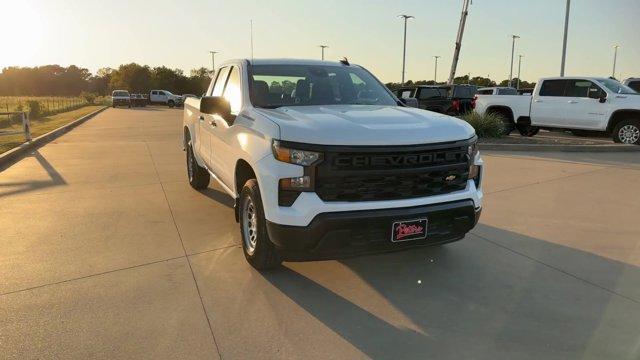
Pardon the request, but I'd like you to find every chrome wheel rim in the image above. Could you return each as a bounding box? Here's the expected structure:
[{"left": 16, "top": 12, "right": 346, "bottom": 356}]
[
  {"left": 187, "top": 146, "right": 194, "bottom": 181},
  {"left": 242, "top": 197, "right": 258, "bottom": 255},
  {"left": 619, "top": 125, "right": 640, "bottom": 144}
]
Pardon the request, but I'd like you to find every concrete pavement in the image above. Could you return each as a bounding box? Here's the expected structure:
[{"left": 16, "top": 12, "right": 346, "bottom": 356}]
[{"left": 1, "top": 107, "right": 639, "bottom": 359}]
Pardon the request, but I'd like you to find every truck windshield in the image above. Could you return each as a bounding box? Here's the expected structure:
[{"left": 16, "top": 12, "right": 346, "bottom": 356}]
[
  {"left": 250, "top": 64, "right": 397, "bottom": 108},
  {"left": 597, "top": 78, "right": 637, "bottom": 94}
]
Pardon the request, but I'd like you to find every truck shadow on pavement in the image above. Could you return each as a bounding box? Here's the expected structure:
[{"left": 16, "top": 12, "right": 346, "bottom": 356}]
[
  {"left": 0, "top": 151, "right": 66, "bottom": 198},
  {"left": 262, "top": 225, "right": 640, "bottom": 359}
]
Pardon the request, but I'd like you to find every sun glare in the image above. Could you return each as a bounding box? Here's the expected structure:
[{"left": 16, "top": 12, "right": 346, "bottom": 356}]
[{"left": 1, "top": 1, "right": 46, "bottom": 68}]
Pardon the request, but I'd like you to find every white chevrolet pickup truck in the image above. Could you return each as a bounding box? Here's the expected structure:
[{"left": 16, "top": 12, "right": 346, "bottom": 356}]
[
  {"left": 475, "top": 77, "right": 640, "bottom": 144},
  {"left": 182, "top": 59, "right": 483, "bottom": 269}
]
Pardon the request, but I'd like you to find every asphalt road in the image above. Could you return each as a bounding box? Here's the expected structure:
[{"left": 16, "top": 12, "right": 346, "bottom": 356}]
[{"left": 1, "top": 107, "right": 639, "bottom": 359}]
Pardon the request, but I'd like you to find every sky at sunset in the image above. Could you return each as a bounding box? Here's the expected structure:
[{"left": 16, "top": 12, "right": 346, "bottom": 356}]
[{"left": 2, "top": 0, "right": 639, "bottom": 83}]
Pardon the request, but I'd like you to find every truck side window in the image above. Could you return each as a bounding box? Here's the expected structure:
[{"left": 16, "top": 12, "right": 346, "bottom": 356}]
[
  {"left": 223, "top": 66, "right": 242, "bottom": 113},
  {"left": 212, "top": 67, "right": 230, "bottom": 96},
  {"left": 539, "top": 80, "right": 567, "bottom": 97},
  {"left": 399, "top": 90, "right": 412, "bottom": 99},
  {"left": 151, "top": 91, "right": 158, "bottom": 95},
  {"left": 564, "top": 80, "right": 592, "bottom": 97}
]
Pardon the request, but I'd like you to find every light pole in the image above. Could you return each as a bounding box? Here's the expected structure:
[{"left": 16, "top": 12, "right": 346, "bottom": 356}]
[
  {"left": 560, "top": 0, "right": 571, "bottom": 76},
  {"left": 508, "top": 35, "right": 520, "bottom": 88},
  {"left": 433, "top": 56, "right": 440, "bottom": 83},
  {"left": 209, "top": 51, "right": 218, "bottom": 71},
  {"left": 398, "top": 14, "right": 414, "bottom": 84},
  {"left": 319, "top": 45, "right": 328, "bottom": 60},
  {"left": 517, "top": 55, "right": 524, "bottom": 90},
  {"left": 612, "top": 45, "right": 620, "bottom": 78}
]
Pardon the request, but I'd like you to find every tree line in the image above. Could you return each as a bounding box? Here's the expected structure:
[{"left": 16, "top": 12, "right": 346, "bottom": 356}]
[
  {"left": 385, "top": 75, "right": 536, "bottom": 91},
  {"left": 0, "top": 63, "right": 537, "bottom": 97},
  {"left": 0, "top": 63, "right": 212, "bottom": 97}
]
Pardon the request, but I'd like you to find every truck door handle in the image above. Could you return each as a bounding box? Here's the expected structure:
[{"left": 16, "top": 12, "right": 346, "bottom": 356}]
[
  {"left": 534, "top": 99, "right": 543, "bottom": 103},
  {"left": 209, "top": 120, "right": 217, "bottom": 127},
  {"left": 198, "top": 115, "right": 205, "bottom": 121},
  {"left": 567, "top": 100, "right": 578, "bottom": 104}
]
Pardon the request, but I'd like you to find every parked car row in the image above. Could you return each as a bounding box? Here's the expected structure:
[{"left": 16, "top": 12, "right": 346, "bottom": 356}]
[{"left": 111, "top": 89, "right": 186, "bottom": 108}]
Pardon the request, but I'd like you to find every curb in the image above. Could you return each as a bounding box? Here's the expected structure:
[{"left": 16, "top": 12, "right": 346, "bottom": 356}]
[
  {"left": 479, "top": 143, "right": 640, "bottom": 152},
  {"left": 0, "top": 106, "right": 108, "bottom": 170}
]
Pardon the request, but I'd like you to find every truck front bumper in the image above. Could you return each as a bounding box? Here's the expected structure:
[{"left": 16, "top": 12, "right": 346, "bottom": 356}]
[{"left": 266, "top": 199, "right": 481, "bottom": 260}]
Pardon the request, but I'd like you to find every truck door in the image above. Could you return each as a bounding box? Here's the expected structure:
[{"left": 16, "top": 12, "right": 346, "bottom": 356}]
[
  {"left": 562, "top": 79, "right": 607, "bottom": 129},
  {"left": 150, "top": 90, "right": 159, "bottom": 102},
  {"left": 200, "top": 66, "right": 230, "bottom": 170},
  {"left": 210, "top": 65, "right": 242, "bottom": 188},
  {"left": 530, "top": 79, "right": 568, "bottom": 127}
]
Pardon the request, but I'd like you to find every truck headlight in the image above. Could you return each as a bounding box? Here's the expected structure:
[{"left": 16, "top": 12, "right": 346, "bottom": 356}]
[
  {"left": 272, "top": 140, "right": 322, "bottom": 166},
  {"left": 467, "top": 140, "right": 479, "bottom": 160}
]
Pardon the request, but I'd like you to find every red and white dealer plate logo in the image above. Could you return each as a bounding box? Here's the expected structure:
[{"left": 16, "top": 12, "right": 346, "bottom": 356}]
[{"left": 391, "top": 218, "right": 428, "bottom": 242}]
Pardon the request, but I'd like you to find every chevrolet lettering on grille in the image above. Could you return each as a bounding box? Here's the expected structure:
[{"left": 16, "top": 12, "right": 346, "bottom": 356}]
[{"left": 334, "top": 151, "right": 465, "bottom": 168}]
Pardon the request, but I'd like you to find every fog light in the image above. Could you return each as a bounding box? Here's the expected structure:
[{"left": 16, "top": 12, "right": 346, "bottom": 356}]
[{"left": 279, "top": 176, "right": 311, "bottom": 190}]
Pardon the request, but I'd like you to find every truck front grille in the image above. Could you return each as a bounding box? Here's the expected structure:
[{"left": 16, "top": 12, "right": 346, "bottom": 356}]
[{"left": 314, "top": 141, "right": 471, "bottom": 202}]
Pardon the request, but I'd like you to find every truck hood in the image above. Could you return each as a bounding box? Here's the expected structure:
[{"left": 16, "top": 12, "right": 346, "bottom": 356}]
[{"left": 256, "top": 105, "right": 475, "bottom": 145}]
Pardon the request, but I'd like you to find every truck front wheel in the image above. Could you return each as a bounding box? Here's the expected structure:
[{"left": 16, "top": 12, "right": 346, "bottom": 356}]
[
  {"left": 613, "top": 120, "right": 640, "bottom": 145},
  {"left": 186, "top": 141, "right": 210, "bottom": 190},
  {"left": 168, "top": 100, "right": 175, "bottom": 108},
  {"left": 517, "top": 123, "right": 540, "bottom": 137},
  {"left": 240, "top": 179, "right": 282, "bottom": 270}
]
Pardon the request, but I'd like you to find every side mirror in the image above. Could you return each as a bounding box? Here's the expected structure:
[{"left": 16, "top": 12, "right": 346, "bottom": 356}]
[
  {"left": 400, "top": 97, "right": 419, "bottom": 108},
  {"left": 599, "top": 94, "right": 607, "bottom": 103},
  {"left": 200, "top": 96, "right": 231, "bottom": 119},
  {"left": 588, "top": 88, "right": 607, "bottom": 103}
]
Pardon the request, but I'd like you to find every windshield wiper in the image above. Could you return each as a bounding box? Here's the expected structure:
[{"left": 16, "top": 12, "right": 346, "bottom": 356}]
[{"left": 257, "top": 104, "right": 283, "bottom": 109}]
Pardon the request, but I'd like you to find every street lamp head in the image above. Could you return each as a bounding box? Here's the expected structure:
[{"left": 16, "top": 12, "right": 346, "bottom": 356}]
[
  {"left": 511, "top": 34, "right": 520, "bottom": 39},
  {"left": 398, "top": 14, "right": 415, "bottom": 19}
]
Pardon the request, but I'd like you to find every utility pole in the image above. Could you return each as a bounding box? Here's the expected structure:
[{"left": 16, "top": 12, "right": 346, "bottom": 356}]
[
  {"left": 612, "top": 45, "right": 620, "bottom": 78},
  {"left": 508, "top": 35, "right": 520, "bottom": 88},
  {"left": 560, "top": 0, "right": 571, "bottom": 76},
  {"left": 517, "top": 55, "right": 524, "bottom": 90},
  {"left": 448, "top": 0, "right": 471, "bottom": 85},
  {"left": 433, "top": 56, "right": 440, "bottom": 83},
  {"left": 250, "top": 20, "right": 254, "bottom": 60},
  {"left": 319, "top": 45, "right": 328, "bottom": 60},
  {"left": 209, "top": 51, "right": 218, "bottom": 71},
  {"left": 398, "top": 14, "right": 414, "bottom": 84}
]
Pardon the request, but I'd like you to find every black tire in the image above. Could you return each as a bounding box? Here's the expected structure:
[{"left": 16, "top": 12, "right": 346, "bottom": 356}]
[
  {"left": 517, "top": 123, "right": 540, "bottom": 137},
  {"left": 612, "top": 119, "right": 640, "bottom": 145},
  {"left": 489, "top": 111, "right": 515, "bottom": 135},
  {"left": 168, "top": 100, "right": 175, "bottom": 108},
  {"left": 186, "top": 141, "right": 210, "bottom": 190},
  {"left": 239, "top": 179, "right": 282, "bottom": 270}
]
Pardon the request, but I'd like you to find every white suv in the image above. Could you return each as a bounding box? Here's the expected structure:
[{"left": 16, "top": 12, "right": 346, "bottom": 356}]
[{"left": 182, "top": 59, "right": 483, "bottom": 269}]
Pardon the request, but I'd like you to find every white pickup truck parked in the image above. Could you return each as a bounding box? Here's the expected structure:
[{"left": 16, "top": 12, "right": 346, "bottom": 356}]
[
  {"left": 475, "top": 77, "right": 640, "bottom": 144},
  {"left": 149, "top": 90, "right": 183, "bottom": 108},
  {"left": 182, "top": 59, "right": 483, "bottom": 269}
]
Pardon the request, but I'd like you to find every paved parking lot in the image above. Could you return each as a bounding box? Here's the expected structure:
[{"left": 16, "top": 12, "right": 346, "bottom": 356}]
[{"left": 1, "top": 107, "right": 639, "bottom": 359}]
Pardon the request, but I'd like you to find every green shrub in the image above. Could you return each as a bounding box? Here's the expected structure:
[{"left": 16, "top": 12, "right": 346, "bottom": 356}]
[
  {"left": 460, "top": 112, "right": 505, "bottom": 138},
  {"left": 80, "top": 91, "right": 96, "bottom": 104},
  {"left": 26, "top": 100, "right": 43, "bottom": 118}
]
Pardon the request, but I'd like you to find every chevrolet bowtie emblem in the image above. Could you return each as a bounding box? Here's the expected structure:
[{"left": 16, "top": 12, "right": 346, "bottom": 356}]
[{"left": 445, "top": 175, "right": 457, "bottom": 182}]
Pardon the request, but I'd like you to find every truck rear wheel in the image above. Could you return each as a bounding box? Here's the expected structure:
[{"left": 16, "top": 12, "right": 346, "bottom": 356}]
[
  {"left": 240, "top": 179, "right": 282, "bottom": 270},
  {"left": 186, "top": 141, "right": 210, "bottom": 190},
  {"left": 613, "top": 120, "right": 640, "bottom": 145},
  {"left": 488, "top": 110, "right": 514, "bottom": 135}
]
